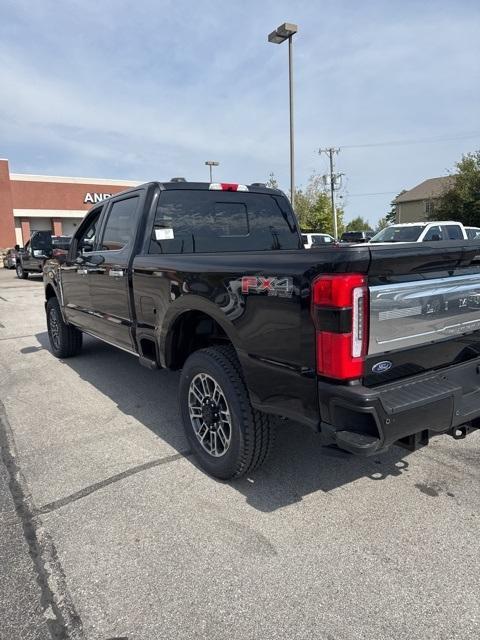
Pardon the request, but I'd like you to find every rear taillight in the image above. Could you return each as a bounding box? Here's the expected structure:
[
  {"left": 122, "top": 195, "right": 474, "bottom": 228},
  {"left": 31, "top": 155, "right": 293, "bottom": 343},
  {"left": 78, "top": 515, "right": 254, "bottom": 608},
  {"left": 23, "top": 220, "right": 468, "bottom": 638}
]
[
  {"left": 209, "top": 183, "right": 249, "bottom": 192},
  {"left": 311, "top": 274, "right": 368, "bottom": 380}
]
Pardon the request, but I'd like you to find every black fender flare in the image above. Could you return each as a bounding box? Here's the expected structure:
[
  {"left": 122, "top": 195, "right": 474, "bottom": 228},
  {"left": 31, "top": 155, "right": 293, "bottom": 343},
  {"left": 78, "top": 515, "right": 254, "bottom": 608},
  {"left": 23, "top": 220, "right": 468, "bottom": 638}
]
[{"left": 158, "top": 295, "right": 245, "bottom": 368}]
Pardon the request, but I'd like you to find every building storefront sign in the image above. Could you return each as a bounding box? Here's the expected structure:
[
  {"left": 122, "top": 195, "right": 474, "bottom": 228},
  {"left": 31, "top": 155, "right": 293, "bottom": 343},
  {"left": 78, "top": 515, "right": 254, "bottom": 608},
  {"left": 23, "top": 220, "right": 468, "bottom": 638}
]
[{"left": 83, "top": 192, "right": 113, "bottom": 204}]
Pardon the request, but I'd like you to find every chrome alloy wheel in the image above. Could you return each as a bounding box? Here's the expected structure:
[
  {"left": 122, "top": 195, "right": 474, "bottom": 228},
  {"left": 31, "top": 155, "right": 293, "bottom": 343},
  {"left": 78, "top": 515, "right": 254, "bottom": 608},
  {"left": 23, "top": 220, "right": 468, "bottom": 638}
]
[{"left": 188, "top": 373, "right": 232, "bottom": 457}]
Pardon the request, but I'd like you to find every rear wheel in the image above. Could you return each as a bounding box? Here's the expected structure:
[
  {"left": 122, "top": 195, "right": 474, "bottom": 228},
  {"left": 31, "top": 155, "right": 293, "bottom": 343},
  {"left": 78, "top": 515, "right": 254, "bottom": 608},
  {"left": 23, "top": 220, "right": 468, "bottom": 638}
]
[
  {"left": 179, "top": 345, "right": 274, "bottom": 479},
  {"left": 16, "top": 263, "right": 28, "bottom": 279},
  {"left": 46, "top": 297, "right": 82, "bottom": 358}
]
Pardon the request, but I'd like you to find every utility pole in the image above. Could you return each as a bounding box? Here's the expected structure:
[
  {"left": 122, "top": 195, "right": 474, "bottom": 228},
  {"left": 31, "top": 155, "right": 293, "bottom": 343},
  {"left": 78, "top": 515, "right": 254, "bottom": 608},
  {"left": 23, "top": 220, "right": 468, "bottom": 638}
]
[{"left": 319, "top": 147, "right": 340, "bottom": 239}]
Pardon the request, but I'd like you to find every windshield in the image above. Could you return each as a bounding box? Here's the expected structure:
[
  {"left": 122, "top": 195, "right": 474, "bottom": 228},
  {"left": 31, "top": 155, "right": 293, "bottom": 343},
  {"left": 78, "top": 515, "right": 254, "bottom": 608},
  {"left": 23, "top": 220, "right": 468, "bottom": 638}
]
[{"left": 370, "top": 225, "right": 425, "bottom": 243}]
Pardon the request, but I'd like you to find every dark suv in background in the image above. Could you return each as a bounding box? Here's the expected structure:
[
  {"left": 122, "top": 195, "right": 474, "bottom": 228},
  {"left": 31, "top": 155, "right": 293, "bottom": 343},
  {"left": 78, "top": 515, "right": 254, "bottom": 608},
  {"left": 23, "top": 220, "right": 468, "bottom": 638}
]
[{"left": 340, "top": 230, "right": 375, "bottom": 243}]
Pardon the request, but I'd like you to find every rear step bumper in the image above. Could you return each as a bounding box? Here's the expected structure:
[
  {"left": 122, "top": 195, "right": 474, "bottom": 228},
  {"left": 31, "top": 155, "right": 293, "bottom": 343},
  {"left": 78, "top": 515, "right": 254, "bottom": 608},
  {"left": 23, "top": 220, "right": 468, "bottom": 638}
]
[{"left": 318, "top": 357, "right": 480, "bottom": 456}]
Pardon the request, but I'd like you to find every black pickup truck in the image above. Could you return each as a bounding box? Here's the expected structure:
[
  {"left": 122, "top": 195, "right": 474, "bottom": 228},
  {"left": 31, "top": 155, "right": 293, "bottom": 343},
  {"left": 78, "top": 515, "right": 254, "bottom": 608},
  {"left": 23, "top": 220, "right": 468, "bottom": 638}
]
[
  {"left": 16, "top": 234, "right": 71, "bottom": 279},
  {"left": 33, "top": 180, "right": 480, "bottom": 479}
]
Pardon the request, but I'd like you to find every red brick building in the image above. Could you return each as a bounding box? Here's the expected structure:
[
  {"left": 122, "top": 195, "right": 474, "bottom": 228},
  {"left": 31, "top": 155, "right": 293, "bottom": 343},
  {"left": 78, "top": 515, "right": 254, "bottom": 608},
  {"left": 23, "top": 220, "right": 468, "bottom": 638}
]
[{"left": 0, "top": 158, "right": 141, "bottom": 248}]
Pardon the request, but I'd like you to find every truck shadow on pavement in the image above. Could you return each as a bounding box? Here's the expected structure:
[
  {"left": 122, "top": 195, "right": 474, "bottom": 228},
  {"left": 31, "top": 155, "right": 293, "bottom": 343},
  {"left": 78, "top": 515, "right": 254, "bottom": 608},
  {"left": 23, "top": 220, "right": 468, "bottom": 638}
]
[{"left": 33, "top": 331, "right": 410, "bottom": 513}]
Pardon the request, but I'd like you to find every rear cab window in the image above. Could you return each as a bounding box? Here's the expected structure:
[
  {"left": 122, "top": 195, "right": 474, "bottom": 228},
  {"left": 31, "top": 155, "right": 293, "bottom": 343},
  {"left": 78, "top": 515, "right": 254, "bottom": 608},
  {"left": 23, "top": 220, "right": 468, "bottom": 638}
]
[{"left": 148, "top": 190, "right": 301, "bottom": 254}]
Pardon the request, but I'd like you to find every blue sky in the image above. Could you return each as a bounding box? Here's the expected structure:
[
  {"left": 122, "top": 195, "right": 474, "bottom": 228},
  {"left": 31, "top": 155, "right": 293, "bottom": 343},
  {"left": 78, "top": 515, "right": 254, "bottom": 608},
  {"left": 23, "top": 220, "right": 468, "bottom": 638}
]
[{"left": 1, "top": 0, "right": 479, "bottom": 225}]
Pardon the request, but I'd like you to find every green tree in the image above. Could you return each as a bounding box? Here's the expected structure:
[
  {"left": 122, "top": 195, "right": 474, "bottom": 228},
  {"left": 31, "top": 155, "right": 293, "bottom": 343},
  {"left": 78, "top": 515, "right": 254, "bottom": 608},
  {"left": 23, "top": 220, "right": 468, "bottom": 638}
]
[
  {"left": 387, "top": 190, "right": 406, "bottom": 224},
  {"left": 345, "top": 216, "right": 371, "bottom": 232},
  {"left": 266, "top": 172, "right": 279, "bottom": 189},
  {"left": 430, "top": 151, "right": 480, "bottom": 225},
  {"left": 293, "top": 172, "right": 344, "bottom": 236},
  {"left": 375, "top": 216, "right": 389, "bottom": 231}
]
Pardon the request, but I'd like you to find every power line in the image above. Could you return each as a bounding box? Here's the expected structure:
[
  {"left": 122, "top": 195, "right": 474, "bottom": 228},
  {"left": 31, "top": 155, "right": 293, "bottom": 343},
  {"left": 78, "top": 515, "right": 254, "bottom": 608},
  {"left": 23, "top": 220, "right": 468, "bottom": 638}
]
[
  {"left": 339, "top": 132, "right": 480, "bottom": 150},
  {"left": 344, "top": 190, "right": 398, "bottom": 197}
]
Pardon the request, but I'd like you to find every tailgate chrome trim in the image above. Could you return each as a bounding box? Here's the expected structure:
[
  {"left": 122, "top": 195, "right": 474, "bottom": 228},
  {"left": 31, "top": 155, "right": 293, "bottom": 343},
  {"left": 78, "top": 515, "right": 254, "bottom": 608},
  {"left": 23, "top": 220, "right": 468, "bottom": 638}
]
[{"left": 369, "top": 273, "right": 480, "bottom": 355}]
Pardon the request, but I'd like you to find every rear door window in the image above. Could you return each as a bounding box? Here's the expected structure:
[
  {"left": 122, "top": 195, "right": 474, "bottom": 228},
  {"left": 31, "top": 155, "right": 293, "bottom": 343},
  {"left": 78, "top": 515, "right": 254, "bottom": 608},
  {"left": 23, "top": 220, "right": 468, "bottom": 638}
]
[
  {"left": 149, "top": 190, "right": 300, "bottom": 254},
  {"left": 445, "top": 225, "right": 463, "bottom": 240},
  {"left": 423, "top": 225, "right": 443, "bottom": 241}
]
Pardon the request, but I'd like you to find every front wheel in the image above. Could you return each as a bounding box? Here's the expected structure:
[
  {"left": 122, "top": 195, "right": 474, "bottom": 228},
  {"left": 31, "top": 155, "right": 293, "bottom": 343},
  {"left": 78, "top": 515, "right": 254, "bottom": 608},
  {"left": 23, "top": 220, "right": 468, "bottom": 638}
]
[
  {"left": 179, "top": 345, "right": 274, "bottom": 479},
  {"left": 46, "top": 297, "right": 83, "bottom": 358},
  {"left": 16, "top": 263, "right": 28, "bottom": 279}
]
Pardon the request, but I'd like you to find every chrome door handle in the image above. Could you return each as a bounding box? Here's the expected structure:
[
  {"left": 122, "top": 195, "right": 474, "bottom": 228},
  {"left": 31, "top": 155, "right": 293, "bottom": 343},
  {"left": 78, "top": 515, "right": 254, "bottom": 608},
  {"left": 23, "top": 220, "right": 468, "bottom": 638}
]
[{"left": 109, "top": 269, "right": 124, "bottom": 277}]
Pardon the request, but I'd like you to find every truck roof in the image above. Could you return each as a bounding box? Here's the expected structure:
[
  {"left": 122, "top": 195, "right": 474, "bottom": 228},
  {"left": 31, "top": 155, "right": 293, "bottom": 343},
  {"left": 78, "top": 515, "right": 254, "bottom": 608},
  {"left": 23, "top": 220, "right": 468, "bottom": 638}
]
[
  {"left": 389, "top": 221, "right": 465, "bottom": 227},
  {"left": 131, "top": 181, "right": 285, "bottom": 196}
]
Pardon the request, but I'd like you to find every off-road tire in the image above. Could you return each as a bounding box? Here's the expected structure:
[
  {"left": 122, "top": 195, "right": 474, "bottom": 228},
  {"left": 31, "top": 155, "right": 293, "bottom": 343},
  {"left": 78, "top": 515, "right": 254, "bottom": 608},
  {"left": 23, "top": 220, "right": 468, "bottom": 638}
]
[
  {"left": 179, "top": 345, "right": 274, "bottom": 479},
  {"left": 46, "top": 296, "right": 83, "bottom": 358},
  {"left": 16, "top": 263, "right": 28, "bottom": 279}
]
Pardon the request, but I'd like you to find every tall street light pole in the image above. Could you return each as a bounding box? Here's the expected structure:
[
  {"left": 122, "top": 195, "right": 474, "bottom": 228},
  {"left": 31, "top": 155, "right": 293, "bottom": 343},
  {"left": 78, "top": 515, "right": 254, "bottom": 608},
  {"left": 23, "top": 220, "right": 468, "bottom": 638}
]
[
  {"left": 205, "top": 160, "right": 219, "bottom": 183},
  {"left": 268, "top": 22, "right": 298, "bottom": 210}
]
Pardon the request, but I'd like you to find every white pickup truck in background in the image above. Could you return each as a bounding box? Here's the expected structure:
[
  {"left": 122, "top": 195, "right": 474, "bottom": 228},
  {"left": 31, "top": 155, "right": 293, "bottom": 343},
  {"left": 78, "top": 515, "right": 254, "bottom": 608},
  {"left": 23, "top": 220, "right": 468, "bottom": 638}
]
[{"left": 370, "top": 221, "right": 480, "bottom": 243}]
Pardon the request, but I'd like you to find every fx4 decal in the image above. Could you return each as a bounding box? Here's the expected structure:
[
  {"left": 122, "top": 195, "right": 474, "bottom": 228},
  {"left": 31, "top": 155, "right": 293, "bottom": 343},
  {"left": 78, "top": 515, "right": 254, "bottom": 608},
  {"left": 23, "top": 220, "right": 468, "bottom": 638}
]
[{"left": 241, "top": 276, "right": 293, "bottom": 297}]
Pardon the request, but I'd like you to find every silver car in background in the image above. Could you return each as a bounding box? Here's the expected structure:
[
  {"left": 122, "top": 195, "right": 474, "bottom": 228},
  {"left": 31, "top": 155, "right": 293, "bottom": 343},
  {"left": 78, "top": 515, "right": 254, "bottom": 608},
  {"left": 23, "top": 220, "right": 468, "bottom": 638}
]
[{"left": 2, "top": 248, "right": 17, "bottom": 269}]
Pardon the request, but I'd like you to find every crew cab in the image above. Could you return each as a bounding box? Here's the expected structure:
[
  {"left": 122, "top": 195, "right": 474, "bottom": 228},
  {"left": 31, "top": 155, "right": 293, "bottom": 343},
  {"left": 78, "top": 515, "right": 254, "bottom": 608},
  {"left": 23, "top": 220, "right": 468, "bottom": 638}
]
[{"left": 34, "top": 180, "right": 480, "bottom": 479}]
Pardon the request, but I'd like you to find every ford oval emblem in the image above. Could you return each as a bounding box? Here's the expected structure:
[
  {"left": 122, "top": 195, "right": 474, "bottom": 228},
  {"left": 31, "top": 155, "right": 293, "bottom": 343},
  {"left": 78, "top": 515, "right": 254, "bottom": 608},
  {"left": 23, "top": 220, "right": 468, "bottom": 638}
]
[{"left": 372, "top": 360, "right": 392, "bottom": 374}]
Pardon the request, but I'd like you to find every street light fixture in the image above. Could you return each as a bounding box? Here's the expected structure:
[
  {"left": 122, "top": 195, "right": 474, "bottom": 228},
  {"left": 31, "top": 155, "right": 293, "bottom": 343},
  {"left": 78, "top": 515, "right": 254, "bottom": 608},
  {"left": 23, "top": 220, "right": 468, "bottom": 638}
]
[
  {"left": 205, "top": 160, "right": 219, "bottom": 183},
  {"left": 268, "top": 22, "right": 298, "bottom": 209}
]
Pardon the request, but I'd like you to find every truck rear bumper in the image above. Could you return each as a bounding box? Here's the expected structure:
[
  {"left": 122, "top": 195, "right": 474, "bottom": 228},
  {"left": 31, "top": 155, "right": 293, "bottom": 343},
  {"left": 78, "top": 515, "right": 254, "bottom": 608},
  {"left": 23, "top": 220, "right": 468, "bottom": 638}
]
[{"left": 318, "top": 357, "right": 480, "bottom": 455}]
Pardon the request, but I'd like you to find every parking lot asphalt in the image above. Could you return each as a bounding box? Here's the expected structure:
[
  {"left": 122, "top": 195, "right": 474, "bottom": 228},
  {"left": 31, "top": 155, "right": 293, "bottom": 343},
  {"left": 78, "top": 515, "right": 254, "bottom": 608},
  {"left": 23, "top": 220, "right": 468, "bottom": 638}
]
[{"left": 0, "top": 266, "right": 479, "bottom": 640}]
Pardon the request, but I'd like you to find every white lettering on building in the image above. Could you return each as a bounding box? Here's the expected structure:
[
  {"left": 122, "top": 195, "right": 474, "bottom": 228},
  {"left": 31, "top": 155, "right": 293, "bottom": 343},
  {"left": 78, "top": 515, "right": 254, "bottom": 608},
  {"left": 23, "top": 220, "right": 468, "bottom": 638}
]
[{"left": 84, "top": 192, "right": 113, "bottom": 204}]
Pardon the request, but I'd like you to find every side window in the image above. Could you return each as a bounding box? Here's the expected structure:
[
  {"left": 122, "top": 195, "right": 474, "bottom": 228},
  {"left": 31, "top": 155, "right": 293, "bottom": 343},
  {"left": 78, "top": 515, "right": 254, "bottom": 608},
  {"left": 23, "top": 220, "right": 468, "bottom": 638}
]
[
  {"left": 100, "top": 196, "right": 140, "bottom": 251},
  {"left": 445, "top": 225, "right": 462, "bottom": 240},
  {"left": 76, "top": 207, "right": 102, "bottom": 254},
  {"left": 423, "top": 226, "right": 443, "bottom": 241}
]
